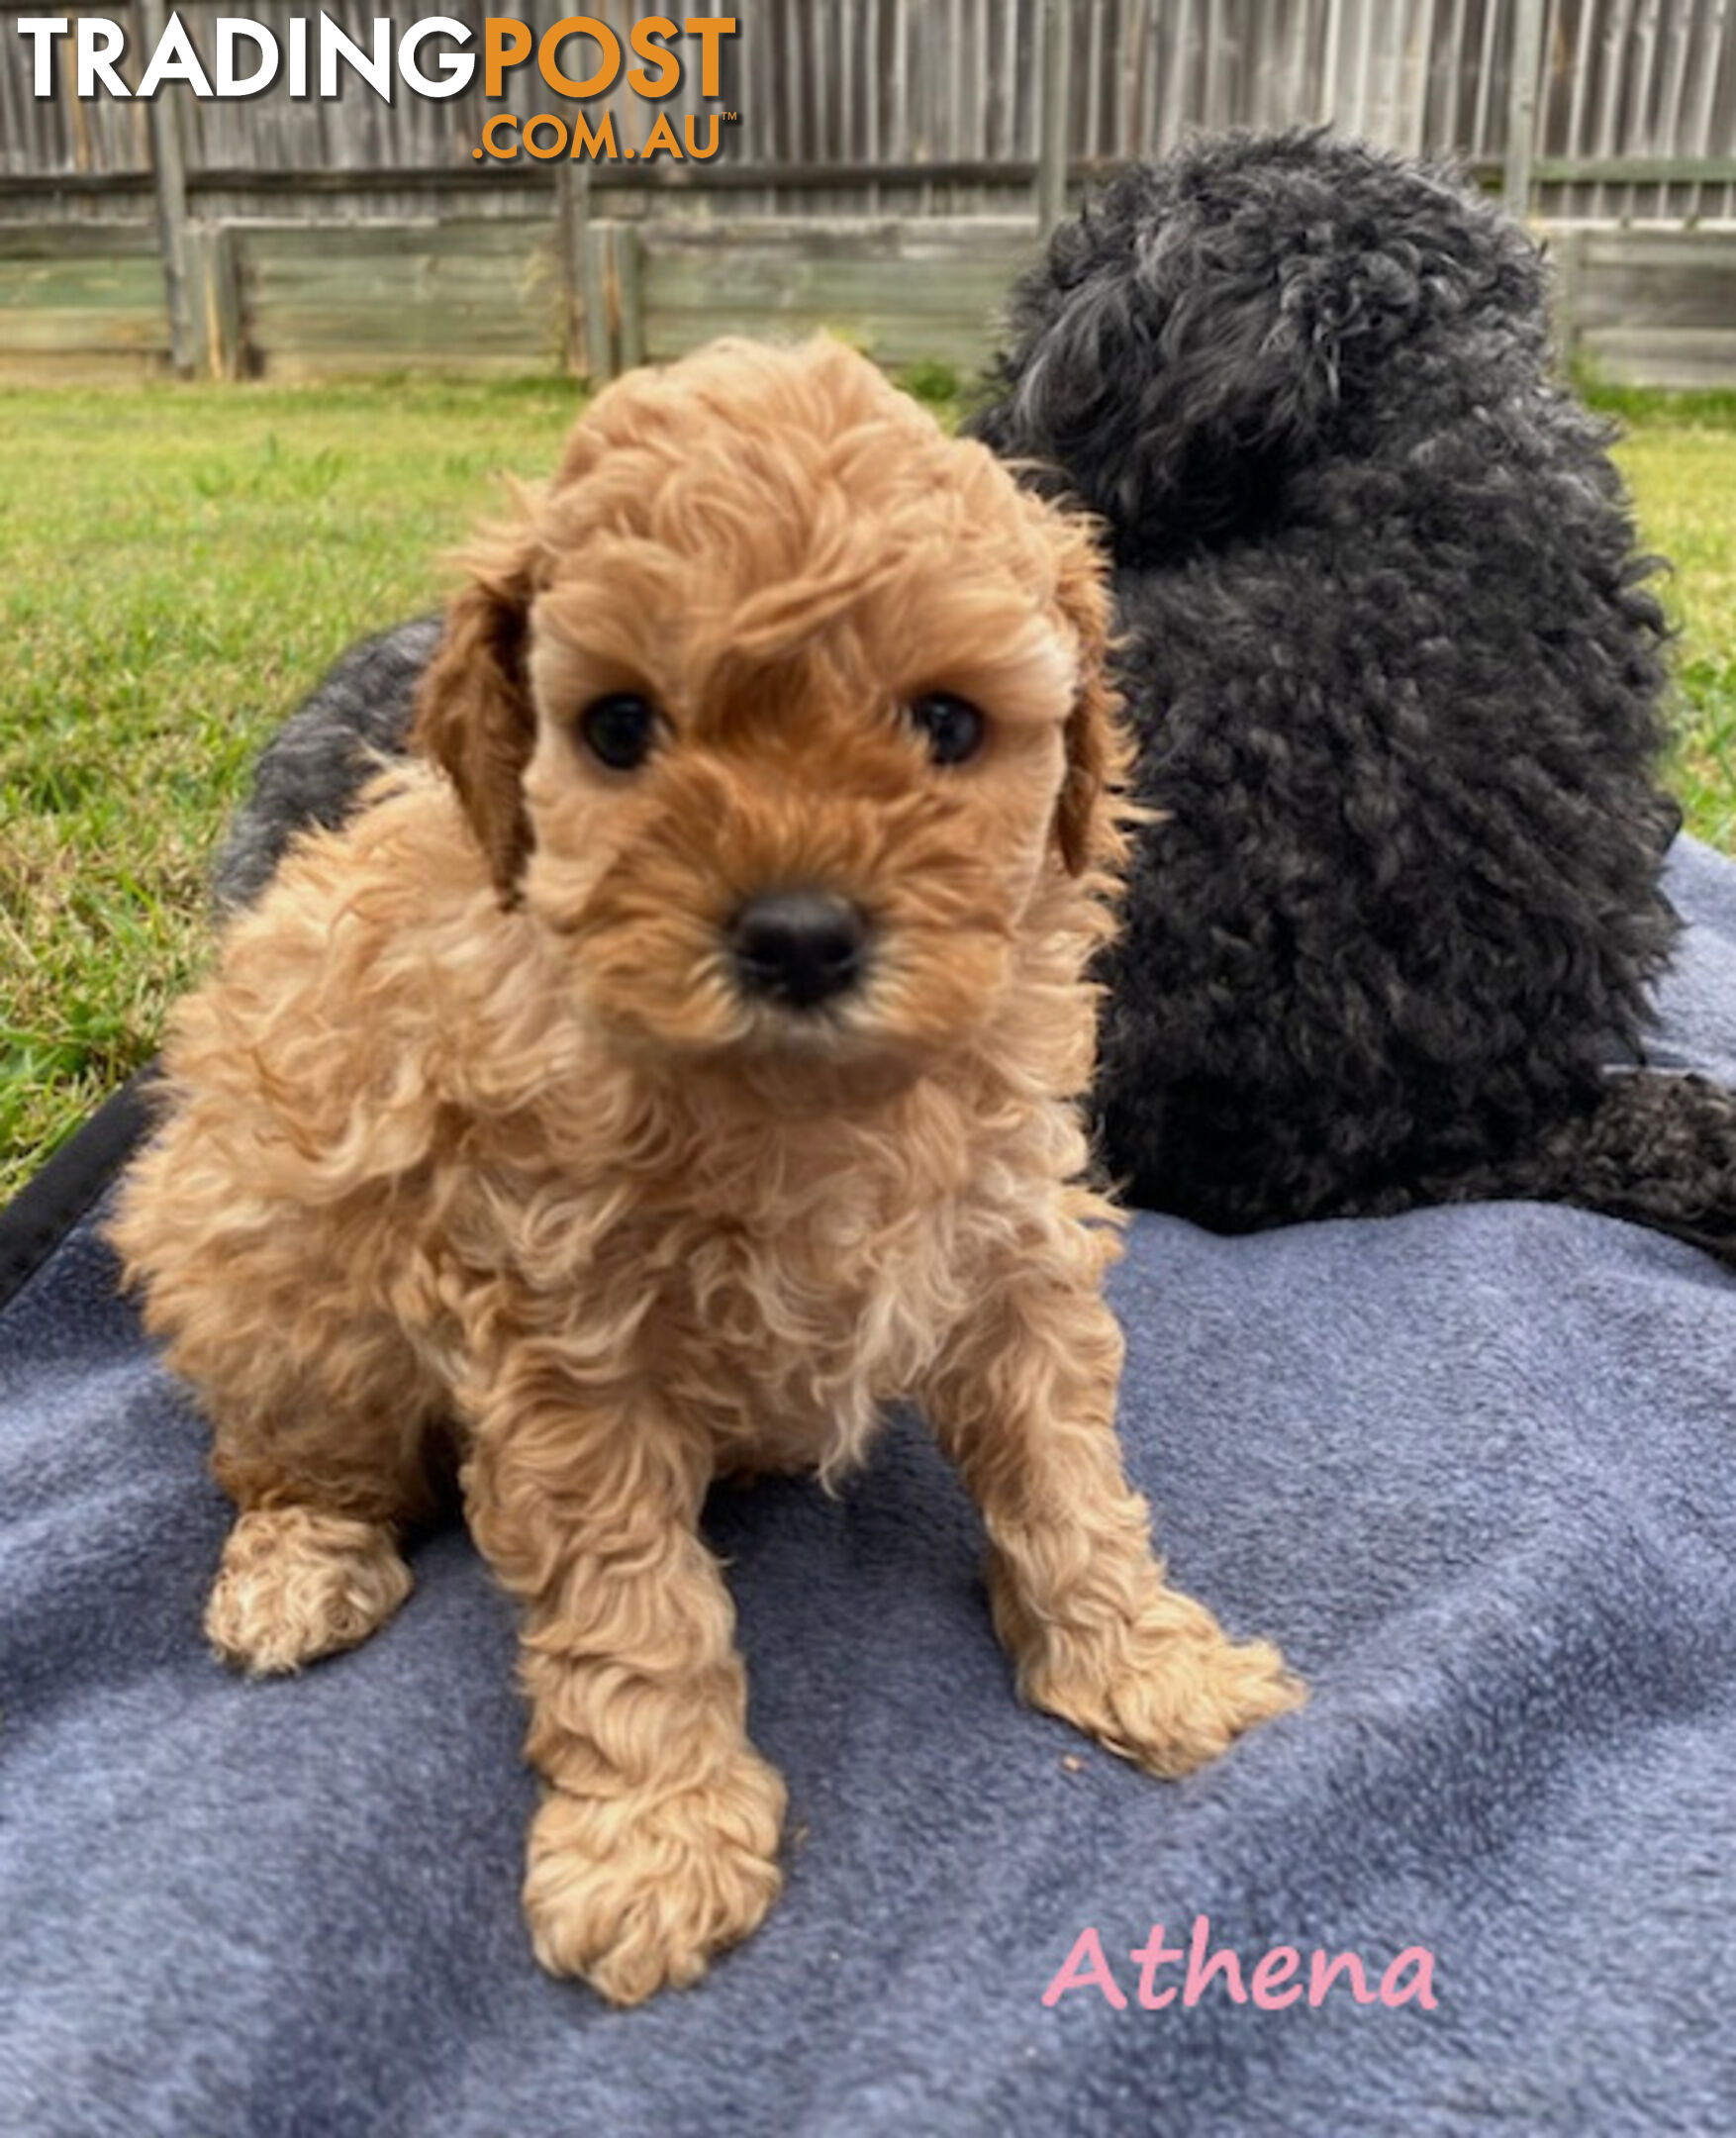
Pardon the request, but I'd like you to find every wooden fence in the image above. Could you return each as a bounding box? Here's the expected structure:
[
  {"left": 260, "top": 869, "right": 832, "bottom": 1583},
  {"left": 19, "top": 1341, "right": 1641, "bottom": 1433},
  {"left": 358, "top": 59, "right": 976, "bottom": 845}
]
[
  {"left": 1, "top": 0, "right": 1733, "bottom": 383},
  {"left": 0, "top": 212, "right": 1045, "bottom": 381},
  {"left": 6, "top": 0, "right": 1735, "bottom": 221},
  {"left": 5, "top": 204, "right": 1730, "bottom": 390}
]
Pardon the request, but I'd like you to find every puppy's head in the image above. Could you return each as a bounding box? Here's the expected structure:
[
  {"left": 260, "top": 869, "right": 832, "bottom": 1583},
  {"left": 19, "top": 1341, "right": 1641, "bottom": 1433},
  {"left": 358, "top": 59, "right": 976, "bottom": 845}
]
[
  {"left": 414, "top": 336, "right": 1121, "bottom": 1076},
  {"left": 974, "top": 129, "right": 1550, "bottom": 555}
]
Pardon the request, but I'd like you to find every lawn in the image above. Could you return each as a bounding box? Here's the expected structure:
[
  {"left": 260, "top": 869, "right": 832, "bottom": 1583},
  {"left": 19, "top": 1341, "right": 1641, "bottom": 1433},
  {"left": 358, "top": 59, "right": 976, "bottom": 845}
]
[
  {"left": 1, "top": 377, "right": 588, "bottom": 1198},
  {"left": 1603, "top": 389, "right": 1736, "bottom": 851},
  {"left": 2, "top": 375, "right": 1735, "bottom": 1202}
]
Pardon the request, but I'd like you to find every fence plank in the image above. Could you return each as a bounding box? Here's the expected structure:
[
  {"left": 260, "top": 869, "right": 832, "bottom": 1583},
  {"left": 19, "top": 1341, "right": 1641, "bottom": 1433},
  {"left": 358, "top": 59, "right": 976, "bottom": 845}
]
[
  {"left": 0, "top": 220, "right": 159, "bottom": 257},
  {"left": 1506, "top": 0, "right": 1548, "bottom": 212},
  {"left": 614, "top": 221, "right": 644, "bottom": 369},
  {"left": 135, "top": 0, "right": 195, "bottom": 371},
  {"left": 1592, "top": 0, "right": 1639, "bottom": 219},
  {"left": 582, "top": 215, "right": 615, "bottom": 380},
  {"left": 638, "top": 216, "right": 1039, "bottom": 372},
  {"left": 239, "top": 217, "right": 562, "bottom": 373},
  {"left": 1576, "top": 225, "right": 1736, "bottom": 303},
  {"left": 1038, "top": 0, "right": 1073, "bottom": 231},
  {"left": 1581, "top": 323, "right": 1736, "bottom": 383},
  {"left": 206, "top": 220, "right": 243, "bottom": 378},
  {"left": 1652, "top": 0, "right": 1688, "bottom": 217},
  {"left": 3, "top": 0, "right": 1735, "bottom": 390},
  {"left": 1687, "top": 0, "right": 1731, "bottom": 223},
  {"left": 0, "top": 2, "right": 1710, "bottom": 207},
  {"left": 556, "top": 161, "right": 588, "bottom": 378},
  {"left": 1564, "top": 0, "right": 1596, "bottom": 189}
]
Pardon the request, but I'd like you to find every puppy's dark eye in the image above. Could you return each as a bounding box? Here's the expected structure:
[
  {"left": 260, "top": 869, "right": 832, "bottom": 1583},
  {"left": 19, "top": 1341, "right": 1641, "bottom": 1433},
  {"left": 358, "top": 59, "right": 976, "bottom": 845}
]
[
  {"left": 578, "top": 693, "right": 661, "bottom": 771},
  {"left": 906, "top": 692, "right": 986, "bottom": 766}
]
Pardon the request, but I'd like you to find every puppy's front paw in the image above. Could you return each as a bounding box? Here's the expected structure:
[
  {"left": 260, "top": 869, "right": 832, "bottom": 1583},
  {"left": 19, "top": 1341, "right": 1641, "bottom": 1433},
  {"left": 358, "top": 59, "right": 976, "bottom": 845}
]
[
  {"left": 206, "top": 1506, "right": 413, "bottom": 1675},
  {"left": 525, "top": 1752, "right": 787, "bottom": 2002},
  {"left": 1000, "top": 1568, "right": 1302, "bottom": 1780}
]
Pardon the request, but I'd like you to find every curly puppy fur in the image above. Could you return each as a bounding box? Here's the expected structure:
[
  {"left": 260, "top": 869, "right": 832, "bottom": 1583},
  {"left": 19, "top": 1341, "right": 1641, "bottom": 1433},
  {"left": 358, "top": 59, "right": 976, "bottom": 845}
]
[
  {"left": 972, "top": 128, "right": 1736, "bottom": 1258},
  {"left": 109, "top": 337, "right": 1298, "bottom": 2006}
]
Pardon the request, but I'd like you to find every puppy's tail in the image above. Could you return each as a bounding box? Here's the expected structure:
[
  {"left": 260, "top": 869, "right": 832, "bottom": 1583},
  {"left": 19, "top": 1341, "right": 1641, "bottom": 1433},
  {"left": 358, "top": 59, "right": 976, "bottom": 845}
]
[{"left": 1442, "top": 1070, "right": 1736, "bottom": 1272}]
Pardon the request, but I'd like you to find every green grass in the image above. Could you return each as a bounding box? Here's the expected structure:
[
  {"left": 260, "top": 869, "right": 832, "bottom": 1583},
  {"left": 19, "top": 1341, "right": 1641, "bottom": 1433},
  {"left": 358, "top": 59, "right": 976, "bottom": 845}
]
[
  {"left": 2, "top": 374, "right": 1734, "bottom": 1202},
  {"left": 1, "top": 376, "right": 587, "bottom": 1196},
  {"left": 1601, "top": 399, "right": 1736, "bottom": 852}
]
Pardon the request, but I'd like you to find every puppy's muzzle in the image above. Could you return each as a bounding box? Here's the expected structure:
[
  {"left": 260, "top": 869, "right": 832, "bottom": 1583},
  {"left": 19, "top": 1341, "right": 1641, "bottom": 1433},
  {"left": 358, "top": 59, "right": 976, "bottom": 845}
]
[{"left": 728, "top": 890, "right": 870, "bottom": 1012}]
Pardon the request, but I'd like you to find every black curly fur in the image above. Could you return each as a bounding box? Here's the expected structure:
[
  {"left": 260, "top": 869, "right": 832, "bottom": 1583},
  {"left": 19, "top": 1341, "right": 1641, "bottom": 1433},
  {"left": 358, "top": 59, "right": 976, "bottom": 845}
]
[
  {"left": 967, "top": 128, "right": 1736, "bottom": 1266},
  {"left": 210, "top": 617, "right": 437, "bottom": 917}
]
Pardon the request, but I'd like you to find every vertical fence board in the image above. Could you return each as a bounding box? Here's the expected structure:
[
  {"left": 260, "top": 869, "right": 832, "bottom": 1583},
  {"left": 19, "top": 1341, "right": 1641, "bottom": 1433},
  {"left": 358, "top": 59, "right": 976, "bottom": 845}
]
[
  {"left": 1688, "top": 0, "right": 1731, "bottom": 221},
  {"left": 614, "top": 220, "right": 643, "bottom": 369},
  {"left": 1593, "top": 0, "right": 1637, "bottom": 218},
  {"left": 1038, "top": 0, "right": 1072, "bottom": 230},
  {"left": 1359, "top": 0, "right": 1382, "bottom": 134},
  {"left": 135, "top": 0, "right": 196, "bottom": 370},
  {"left": 1655, "top": 0, "right": 1692, "bottom": 216},
  {"left": 0, "top": 0, "right": 1732, "bottom": 236},
  {"left": 1507, "top": 0, "right": 1548, "bottom": 211},
  {"left": 581, "top": 215, "right": 614, "bottom": 380}
]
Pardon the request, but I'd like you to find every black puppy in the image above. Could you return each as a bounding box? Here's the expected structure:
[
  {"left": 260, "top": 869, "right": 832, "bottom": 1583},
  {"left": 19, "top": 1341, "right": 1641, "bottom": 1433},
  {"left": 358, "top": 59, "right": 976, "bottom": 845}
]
[
  {"left": 213, "top": 131, "right": 1736, "bottom": 1262},
  {"left": 972, "top": 128, "right": 1736, "bottom": 1259}
]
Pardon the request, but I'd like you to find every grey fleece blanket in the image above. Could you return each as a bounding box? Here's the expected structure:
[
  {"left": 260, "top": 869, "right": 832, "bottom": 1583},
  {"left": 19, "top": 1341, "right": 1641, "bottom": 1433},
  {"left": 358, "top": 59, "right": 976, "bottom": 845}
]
[{"left": 5, "top": 843, "right": 1736, "bottom": 2138}]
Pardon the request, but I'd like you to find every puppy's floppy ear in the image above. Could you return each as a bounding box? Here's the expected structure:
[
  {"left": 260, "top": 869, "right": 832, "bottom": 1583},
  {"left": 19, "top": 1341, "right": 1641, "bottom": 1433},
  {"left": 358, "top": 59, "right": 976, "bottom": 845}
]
[
  {"left": 1049, "top": 512, "right": 1126, "bottom": 879},
  {"left": 412, "top": 520, "right": 540, "bottom": 903}
]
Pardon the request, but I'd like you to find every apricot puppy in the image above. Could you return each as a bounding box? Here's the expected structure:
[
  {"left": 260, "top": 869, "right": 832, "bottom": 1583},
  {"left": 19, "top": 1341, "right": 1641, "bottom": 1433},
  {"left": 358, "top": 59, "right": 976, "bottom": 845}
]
[{"left": 109, "top": 336, "right": 1298, "bottom": 2005}]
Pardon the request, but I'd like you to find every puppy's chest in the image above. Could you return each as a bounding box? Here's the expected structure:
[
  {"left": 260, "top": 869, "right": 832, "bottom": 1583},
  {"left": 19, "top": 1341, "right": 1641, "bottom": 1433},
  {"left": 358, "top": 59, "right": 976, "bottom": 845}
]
[
  {"left": 460, "top": 1147, "right": 978, "bottom": 1468},
  {"left": 641, "top": 1175, "right": 970, "bottom": 1426}
]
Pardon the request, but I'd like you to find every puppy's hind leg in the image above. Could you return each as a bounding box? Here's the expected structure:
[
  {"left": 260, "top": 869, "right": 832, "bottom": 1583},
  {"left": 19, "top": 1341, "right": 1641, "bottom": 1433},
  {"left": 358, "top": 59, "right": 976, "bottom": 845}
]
[
  {"left": 206, "top": 1506, "right": 417, "bottom": 1678},
  {"left": 195, "top": 1329, "right": 449, "bottom": 1679},
  {"left": 1424, "top": 1068, "right": 1736, "bottom": 1273},
  {"left": 110, "top": 1128, "right": 452, "bottom": 1676}
]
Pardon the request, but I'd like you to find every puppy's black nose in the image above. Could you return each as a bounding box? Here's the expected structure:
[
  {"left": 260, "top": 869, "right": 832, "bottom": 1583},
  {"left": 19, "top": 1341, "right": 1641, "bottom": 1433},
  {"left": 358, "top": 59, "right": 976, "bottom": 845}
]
[{"left": 729, "top": 890, "right": 869, "bottom": 1011}]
